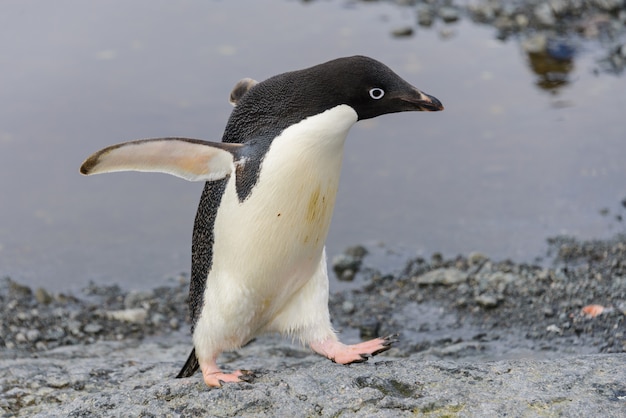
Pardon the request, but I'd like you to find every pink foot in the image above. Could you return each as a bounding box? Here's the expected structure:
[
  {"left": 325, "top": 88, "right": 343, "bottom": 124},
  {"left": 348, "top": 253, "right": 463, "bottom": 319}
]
[
  {"left": 202, "top": 369, "right": 243, "bottom": 387},
  {"left": 310, "top": 334, "right": 397, "bottom": 364},
  {"left": 200, "top": 358, "right": 255, "bottom": 387}
]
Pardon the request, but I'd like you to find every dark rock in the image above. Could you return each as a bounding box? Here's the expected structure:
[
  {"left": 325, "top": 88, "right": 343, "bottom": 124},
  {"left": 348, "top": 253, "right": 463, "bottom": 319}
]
[
  {"left": 35, "top": 288, "right": 53, "bottom": 305},
  {"left": 392, "top": 27, "right": 414, "bottom": 37}
]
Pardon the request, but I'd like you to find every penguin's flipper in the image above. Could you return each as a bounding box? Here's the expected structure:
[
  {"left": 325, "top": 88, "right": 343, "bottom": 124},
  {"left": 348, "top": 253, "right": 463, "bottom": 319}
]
[
  {"left": 80, "top": 137, "right": 243, "bottom": 182},
  {"left": 229, "top": 78, "right": 258, "bottom": 106}
]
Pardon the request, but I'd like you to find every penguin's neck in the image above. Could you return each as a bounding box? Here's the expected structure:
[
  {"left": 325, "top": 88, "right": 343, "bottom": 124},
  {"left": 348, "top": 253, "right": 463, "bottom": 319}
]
[
  {"left": 262, "top": 104, "right": 358, "bottom": 179},
  {"left": 213, "top": 105, "right": 358, "bottom": 284}
]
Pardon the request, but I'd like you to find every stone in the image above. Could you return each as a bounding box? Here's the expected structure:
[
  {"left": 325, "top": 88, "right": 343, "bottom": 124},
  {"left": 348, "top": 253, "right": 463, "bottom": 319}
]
[
  {"left": 84, "top": 323, "right": 103, "bottom": 334},
  {"left": 415, "top": 268, "right": 468, "bottom": 285},
  {"left": 475, "top": 294, "right": 500, "bottom": 308},
  {"left": 534, "top": 3, "right": 555, "bottom": 26},
  {"left": 468, "top": 252, "right": 488, "bottom": 266},
  {"left": 392, "top": 27, "right": 414, "bottom": 38},
  {"left": 107, "top": 308, "right": 148, "bottom": 323},
  {"left": 416, "top": 5, "right": 434, "bottom": 27},
  {"left": 439, "top": 7, "right": 460, "bottom": 23},
  {"left": 35, "top": 288, "right": 53, "bottom": 304}
]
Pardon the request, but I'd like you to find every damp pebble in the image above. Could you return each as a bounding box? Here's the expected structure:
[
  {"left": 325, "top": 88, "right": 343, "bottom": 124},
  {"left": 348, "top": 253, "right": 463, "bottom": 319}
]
[
  {"left": 84, "top": 323, "right": 103, "bottom": 334},
  {"left": 546, "top": 324, "right": 563, "bottom": 334},
  {"left": 392, "top": 27, "right": 414, "bottom": 38}
]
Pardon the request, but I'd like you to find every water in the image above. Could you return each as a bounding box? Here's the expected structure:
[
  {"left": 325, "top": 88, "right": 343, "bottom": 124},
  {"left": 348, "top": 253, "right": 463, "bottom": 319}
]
[{"left": 1, "top": 1, "right": 625, "bottom": 291}]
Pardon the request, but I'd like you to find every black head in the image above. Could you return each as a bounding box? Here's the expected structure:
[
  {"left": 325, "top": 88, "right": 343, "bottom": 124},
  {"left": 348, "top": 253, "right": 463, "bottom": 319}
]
[
  {"left": 222, "top": 55, "right": 443, "bottom": 142},
  {"left": 296, "top": 55, "right": 444, "bottom": 120}
]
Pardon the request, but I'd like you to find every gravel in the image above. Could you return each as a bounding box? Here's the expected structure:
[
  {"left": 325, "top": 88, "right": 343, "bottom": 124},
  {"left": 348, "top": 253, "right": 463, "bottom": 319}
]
[{"left": 1, "top": 233, "right": 625, "bottom": 416}]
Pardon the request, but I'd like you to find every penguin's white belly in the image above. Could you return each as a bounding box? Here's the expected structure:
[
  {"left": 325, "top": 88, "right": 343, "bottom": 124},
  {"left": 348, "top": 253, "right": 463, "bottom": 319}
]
[{"left": 194, "top": 105, "right": 358, "bottom": 351}]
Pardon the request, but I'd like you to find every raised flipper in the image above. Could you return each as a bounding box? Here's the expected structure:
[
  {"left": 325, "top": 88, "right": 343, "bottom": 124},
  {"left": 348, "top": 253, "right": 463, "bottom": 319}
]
[{"left": 80, "top": 137, "right": 243, "bottom": 182}]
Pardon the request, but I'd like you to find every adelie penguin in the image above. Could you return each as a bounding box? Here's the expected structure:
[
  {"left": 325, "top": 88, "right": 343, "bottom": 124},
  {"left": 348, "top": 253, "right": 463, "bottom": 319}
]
[{"left": 80, "top": 55, "right": 443, "bottom": 387}]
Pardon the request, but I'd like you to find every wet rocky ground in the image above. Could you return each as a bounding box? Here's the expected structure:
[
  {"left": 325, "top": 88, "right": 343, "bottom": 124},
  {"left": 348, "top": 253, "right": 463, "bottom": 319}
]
[{"left": 1, "top": 233, "right": 625, "bottom": 416}]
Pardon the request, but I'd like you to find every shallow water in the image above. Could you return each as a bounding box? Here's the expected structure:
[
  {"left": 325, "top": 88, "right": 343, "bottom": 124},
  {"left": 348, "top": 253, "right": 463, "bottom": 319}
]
[{"left": 1, "top": 1, "right": 625, "bottom": 291}]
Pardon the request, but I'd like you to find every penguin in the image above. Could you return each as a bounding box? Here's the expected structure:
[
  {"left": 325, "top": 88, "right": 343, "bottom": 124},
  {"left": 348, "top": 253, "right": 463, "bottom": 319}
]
[{"left": 80, "top": 55, "right": 443, "bottom": 387}]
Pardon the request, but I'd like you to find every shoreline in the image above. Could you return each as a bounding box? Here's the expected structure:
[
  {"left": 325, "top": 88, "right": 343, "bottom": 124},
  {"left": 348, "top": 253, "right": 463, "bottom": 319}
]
[{"left": 2, "top": 233, "right": 625, "bottom": 416}]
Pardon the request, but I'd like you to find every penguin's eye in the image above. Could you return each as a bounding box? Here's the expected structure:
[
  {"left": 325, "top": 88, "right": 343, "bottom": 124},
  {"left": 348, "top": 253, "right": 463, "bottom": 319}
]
[{"left": 369, "top": 88, "right": 385, "bottom": 100}]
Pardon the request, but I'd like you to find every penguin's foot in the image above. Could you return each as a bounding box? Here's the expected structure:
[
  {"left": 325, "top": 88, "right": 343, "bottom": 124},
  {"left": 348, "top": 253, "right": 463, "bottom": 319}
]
[
  {"left": 200, "top": 359, "right": 256, "bottom": 387},
  {"left": 203, "top": 369, "right": 243, "bottom": 387},
  {"left": 310, "top": 334, "right": 398, "bottom": 364}
]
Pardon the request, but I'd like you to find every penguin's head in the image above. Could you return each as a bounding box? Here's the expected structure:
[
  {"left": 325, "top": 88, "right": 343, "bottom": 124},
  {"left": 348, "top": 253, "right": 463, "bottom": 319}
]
[
  {"left": 303, "top": 55, "right": 444, "bottom": 121},
  {"left": 228, "top": 56, "right": 443, "bottom": 140}
]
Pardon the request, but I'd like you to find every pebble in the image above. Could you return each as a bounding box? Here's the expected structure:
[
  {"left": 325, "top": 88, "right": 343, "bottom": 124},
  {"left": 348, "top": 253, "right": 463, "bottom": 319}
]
[
  {"left": 522, "top": 33, "right": 548, "bottom": 53},
  {"left": 392, "top": 27, "right": 414, "bottom": 38},
  {"left": 26, "top": 329, "right": 41, "bottom": 342},
  {"left": 151, "top": 313, "right": 165, "bottom": 325},
  {"left": 332, "top": 253, "right": 363, "bottom": 281},
  {"left": 46, "top": 375, "right": 70, "bottom": 389},
  {"left": 124, "top": 290, "right": 154, "bottom": 309},
  {"left": 439, "top": 7, "right": 460, "bottom": 23},
  {"left": 475, "top": 294, "right": 500, "bottom": 308},
  {"left": 35, "top": 288, "right": 53, "bottom": 304},
  {"left": 468, "top": 252, "right": 488, "bottom": 266},
  {"left": 107, "top": 308, "right": 148, "bottom": 323},
  {"left": 415, "top": 268, "right": 468, "bottom": 285},
  {"left": 468, "top": 2, "right": 496, "bottom": 22},
  {"left": 340, "top": 269, "right": 356, "bottom": 281},
  {"left": 546, "top": 324, "right": 563, "bottom": 334},
  {"left": 549, "top": 0, "right": 569, "bottom": 15},
  {"left": 534, "top": 3, "right": 556, "bottom": 25},
  {"left": 437, "top": 341, "right": 483, "bottom": 357},
  {"left": 344, "top": 245, "right": 368, "bottom": 259},
  {"left": 83, "top": 323, "right": 103, "bottom": 334},
  {"left": 342, "top": 300, "right": 355, "bottom": 314},
  {"left": 416, "top": 5, "right": 434, "bottom": 27},
  {"left": 8, "top": 280, "right": 32, "bottom": 298},
  {"left": 515, "top": 13, "right": 530, "bottom": 28}
]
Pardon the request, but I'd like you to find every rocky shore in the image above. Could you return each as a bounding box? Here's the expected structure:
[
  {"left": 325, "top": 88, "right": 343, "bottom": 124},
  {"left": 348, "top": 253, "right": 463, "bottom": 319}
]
[
  {"left": 2, "top": 233, "right": 625, "bottom": 416},
  {"left": 392, "top": 0, "right": 626, "bottom": 81}
]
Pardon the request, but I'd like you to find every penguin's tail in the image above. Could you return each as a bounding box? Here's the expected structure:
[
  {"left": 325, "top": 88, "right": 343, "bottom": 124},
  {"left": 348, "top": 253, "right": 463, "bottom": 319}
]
[{"left": 176, "top": 348, "right": 200, "bottom": 378}]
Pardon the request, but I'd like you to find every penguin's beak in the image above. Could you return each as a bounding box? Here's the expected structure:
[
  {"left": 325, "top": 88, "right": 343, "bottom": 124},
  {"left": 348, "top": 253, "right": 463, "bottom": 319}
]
[{"left": 400, "top": 89, "right": 444, "bottom": 112}]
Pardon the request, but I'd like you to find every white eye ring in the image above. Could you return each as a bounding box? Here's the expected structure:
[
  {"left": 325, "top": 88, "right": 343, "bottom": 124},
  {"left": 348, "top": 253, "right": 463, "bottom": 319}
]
[{"left": 369, "top": 88, "right": 385, "bottom": 99}]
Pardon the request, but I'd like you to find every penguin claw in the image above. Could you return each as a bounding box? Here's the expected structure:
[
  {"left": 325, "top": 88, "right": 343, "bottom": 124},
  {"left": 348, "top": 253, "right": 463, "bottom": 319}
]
[
  {"left": 371, "top": 334, "right": 400, "bottom": 355},
  {"left": 357, "top": 353, "right": 371, "bottom": 362},
  {"left": 347, "top": 354, "right": 366, "bottom": 364}
]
